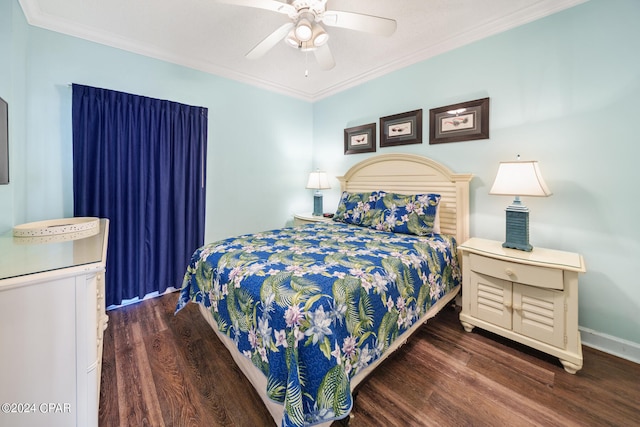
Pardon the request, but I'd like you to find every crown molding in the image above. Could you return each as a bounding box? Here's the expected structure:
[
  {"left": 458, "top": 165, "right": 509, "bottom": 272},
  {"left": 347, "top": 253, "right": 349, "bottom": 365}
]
[{"left": 18, "top": 0, "right": 588, "bottom": 103}]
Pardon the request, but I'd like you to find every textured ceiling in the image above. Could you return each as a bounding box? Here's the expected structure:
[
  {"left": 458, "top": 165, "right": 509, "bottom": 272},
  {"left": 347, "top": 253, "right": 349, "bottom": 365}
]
[{"left": 18, "top": 0, "right": 586, "bottom": 101}]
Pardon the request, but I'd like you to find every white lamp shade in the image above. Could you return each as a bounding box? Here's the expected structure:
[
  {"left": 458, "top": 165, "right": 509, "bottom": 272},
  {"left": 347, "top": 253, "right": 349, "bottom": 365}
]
[
  {"left": 295, "top": 18, "right": 313, "bottom": 41},
  {"left": 306, "top": 171, "right": 330, "bottom": 190},
  {"left": 312, "top": 23, "right": 329, "bottom": 46},
  {"left": 285, "top": 29, "right": 299, "bottom": 47},
  {"left": 490, "top": 160, "right": 552, "bottom": 197}
]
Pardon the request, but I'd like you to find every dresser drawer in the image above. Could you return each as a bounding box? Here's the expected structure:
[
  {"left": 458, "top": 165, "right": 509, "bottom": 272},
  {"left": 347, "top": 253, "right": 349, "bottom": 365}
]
[{"left": 468, "top": 253, "right": 564, "bottom": 290}]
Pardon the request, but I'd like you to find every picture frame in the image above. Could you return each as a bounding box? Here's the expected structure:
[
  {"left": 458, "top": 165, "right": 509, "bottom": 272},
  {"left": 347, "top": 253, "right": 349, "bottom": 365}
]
[
  {"left": 344, "top": 123, "right": 376, "bottom": 155},
  {"left": 429, "top": 97, "right": 490, "bottom": 144},
  {"left": 379, "top": 109, "right": 422, "bottom": 147}
]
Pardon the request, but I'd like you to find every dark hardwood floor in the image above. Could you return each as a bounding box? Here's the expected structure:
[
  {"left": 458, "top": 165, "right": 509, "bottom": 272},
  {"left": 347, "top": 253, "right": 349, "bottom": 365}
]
[{"left": 99, "top": 292, "right": 640, "bottom": 427}]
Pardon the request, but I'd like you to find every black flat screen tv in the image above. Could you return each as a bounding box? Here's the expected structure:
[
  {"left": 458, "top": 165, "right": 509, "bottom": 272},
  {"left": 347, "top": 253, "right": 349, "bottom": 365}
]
[{"left": 0, "top": 96, "right": 7, "bottom": 185}]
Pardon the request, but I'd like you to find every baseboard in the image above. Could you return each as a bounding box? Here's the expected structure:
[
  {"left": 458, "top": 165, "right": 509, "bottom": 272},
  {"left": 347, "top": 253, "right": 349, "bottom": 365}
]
[{"left": 580, "top": 327, "right": 640, "bottom": 364}]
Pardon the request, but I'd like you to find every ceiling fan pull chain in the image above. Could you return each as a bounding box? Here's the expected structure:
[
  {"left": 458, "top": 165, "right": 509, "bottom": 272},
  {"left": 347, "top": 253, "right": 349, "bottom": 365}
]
[{"left": 305, "top": 50, "right": 309, "bottom": 77}]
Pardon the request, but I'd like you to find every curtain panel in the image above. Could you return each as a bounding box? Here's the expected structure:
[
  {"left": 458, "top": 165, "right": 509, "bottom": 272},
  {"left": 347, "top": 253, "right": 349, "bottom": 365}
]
[{"left": 72, "top": 84, "right": 207, "bottom": 307}]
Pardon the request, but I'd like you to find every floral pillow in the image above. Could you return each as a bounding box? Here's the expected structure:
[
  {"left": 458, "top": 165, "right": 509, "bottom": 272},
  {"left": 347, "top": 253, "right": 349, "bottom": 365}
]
[
  {"left": 333, "top": 191, "right": 384, "bottom": 227},
  {"left": 370, "top": 192, "right": 441, "bottom": 236}
]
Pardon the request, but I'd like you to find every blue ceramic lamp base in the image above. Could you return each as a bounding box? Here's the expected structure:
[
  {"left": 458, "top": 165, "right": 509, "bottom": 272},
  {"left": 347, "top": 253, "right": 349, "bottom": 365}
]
[
  {"left": 503, "top": 201, "right": 533, "bottom": 252},
  {"left": 312, "top": 192, "right": 323, "bottom": 216}
]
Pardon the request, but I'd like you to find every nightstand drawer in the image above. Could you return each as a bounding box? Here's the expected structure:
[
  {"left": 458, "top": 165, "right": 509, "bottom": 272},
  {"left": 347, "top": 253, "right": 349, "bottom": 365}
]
[{"left": 468, "top": 253, "right": 564, "bottom": 290}]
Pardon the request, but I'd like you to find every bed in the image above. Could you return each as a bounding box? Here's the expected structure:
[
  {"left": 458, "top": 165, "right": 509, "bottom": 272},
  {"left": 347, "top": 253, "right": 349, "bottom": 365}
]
[{"left": 176, "top": 153, "right": 473, "bottom": 426}]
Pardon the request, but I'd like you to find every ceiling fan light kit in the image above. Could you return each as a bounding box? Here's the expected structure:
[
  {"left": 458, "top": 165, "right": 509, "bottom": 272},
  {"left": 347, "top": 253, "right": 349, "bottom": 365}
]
[
  {"left": 217, "top": 0, "right": 397, "bottom": 70},
  {"left": 286, "top": 21, "right": 329, "bottom": 51}
]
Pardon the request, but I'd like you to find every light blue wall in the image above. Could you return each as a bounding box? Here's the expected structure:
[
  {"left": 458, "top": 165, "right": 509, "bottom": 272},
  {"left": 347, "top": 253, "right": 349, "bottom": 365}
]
[
  {"left": 0, "top": 0, "right": 27, "bottom": 231},
  {"left": 314, "top": 0, "right": 640, "bottom": 348},
  {"left": 0, "top": 0, "right": 313, "bottom": 243},
  {"left": 0, "top": 0, "right": 11, "bottom": 228}
]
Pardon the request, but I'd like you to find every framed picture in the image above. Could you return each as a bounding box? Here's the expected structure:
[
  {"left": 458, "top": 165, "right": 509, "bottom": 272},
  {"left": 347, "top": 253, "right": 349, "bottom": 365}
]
[
  {"left": 379, "top": 109, "right": 422, "bottom": 147},
  {"left": 429, "top": 97, "right": 490, "bottom": 144},
  {"left": 344, "top": 123, "right": 376, "bottom": 155}
]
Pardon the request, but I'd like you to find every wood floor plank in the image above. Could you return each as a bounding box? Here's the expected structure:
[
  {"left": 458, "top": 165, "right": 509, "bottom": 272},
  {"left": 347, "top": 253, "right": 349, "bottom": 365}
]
[
  {"left": 134, "top": 296, "right": 168, "bottom": 338},
  {"left": 98, "top": 312, "right": 118, "bottom": 426},
  {"left": 174, "top": 304, "right": 274, "bottom": 427},
  {"left": 100, "top": 292, "right": 640, "bottom": 427},
  {"left": 362, "top": 350, "right": 436, "bottom": 412},
  {"left": 154, "top": 299, "right": 240, "bottom": 427},
  {"left": 130, "top": 323, "right": 166, "bottom": 427},
  {"left": 425, "top": 320, "right": 557, "bottom": 386},
  {"left": 113, "top": 321, "right": 154, "bottom": 426},
  {"left": 349, "top": 390, "right": 402, "bottom": 427},
  {"left": 360, "top": 376, "right": 431, "bottom": 426},
  {"left": 156, "top": 296, "right": 274, "bottom": 426},
  {"left": 404, "top": 345, "right": 556, "bottom": 426},
  {"left": 144, "top": 329, "right": 218, "bottom": 427}
]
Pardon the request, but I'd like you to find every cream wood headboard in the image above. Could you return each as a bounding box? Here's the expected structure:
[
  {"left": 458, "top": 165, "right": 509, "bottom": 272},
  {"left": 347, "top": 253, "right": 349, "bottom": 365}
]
[{"left": 336, "top": 153, "right": 473, "bottom": 244}]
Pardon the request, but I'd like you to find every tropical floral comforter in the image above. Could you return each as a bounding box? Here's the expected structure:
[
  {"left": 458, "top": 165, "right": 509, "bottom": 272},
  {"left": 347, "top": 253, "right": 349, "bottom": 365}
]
[{"left": 175, "top": 222, "right": 461, "bottom": 427}]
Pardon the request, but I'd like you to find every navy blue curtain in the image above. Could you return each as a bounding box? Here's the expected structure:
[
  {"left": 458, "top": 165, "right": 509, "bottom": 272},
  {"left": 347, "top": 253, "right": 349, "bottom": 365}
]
[{"left": 72, "top": 84, "right": 207, "bottom": 307}]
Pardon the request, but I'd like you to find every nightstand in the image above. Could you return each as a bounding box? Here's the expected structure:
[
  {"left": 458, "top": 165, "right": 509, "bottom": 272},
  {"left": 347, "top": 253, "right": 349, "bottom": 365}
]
[
  {"left": 293, "top": 212, "right": 334, "bottom": 226},
  {"left": 458, "top": 238, "right": 586, "bottom": 374}
]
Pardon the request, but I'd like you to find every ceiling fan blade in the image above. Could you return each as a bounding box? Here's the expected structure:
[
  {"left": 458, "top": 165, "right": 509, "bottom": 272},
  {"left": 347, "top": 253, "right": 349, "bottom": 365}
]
[
  {"left": 322, "top": 10, "right": 397, "bottom": 36},
  {"left": 215, "top": 0, "right": 295, "bottom": 15},
  {"left": 246, "top": 22, "right": 294, "bottom": 59},
  {"left": 314, "top": 44, "right": 335, "bottom": 70}
]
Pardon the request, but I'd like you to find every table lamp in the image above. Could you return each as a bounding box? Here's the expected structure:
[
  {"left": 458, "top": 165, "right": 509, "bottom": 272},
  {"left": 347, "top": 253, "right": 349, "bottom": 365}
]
[
  {"left": 306, "top": 170, "right": 330, "bottom": 216},
  {"left": 489, "top": 156, "right": 551, "bottom": 251}
]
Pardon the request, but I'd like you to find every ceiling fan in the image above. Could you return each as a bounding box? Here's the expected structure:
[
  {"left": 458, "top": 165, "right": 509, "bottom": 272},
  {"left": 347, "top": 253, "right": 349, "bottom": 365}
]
[{"left": 216, "top": 0, "right": 397, "bottom": 70}]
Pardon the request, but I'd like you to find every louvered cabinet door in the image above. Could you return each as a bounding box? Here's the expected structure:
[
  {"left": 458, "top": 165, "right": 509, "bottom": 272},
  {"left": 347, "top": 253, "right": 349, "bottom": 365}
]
[
  {"left": 512, "top": 284, "right": 564, "bottom": 348},
  {"left": 469, "top": 271, "right": 512, "bottom": 330}
]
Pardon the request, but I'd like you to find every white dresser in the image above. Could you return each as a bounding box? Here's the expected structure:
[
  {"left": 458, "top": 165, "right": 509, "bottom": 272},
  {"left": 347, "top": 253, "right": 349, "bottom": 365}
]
[{"left": 0, "top": 219, "right": 109, "bottom": 427}]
